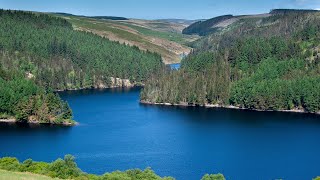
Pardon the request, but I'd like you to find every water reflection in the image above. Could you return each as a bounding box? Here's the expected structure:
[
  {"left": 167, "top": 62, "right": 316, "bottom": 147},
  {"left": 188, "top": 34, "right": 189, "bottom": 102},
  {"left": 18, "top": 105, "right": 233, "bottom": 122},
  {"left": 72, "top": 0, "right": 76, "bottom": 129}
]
[{"left": 140, "top": 103, "right": 320, "bottom": 125}]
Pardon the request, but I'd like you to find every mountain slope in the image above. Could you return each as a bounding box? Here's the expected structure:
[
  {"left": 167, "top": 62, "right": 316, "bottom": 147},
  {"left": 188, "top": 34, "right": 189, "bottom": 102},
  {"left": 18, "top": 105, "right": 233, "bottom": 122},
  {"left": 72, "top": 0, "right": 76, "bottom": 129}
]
[
  {"left": 182, "top": 9, "right": 319, "bottom": 37},
  {"left": 182, "top": 15, "right": 235, "bottom": 36},
  {"left": 53, "top": 13, "right": 198, "bottom": 64},
  {"left": 0, "top": 10, "right": 164, "bottom": 90},
  {"left": 189, "top": 9, "right": 320, "bottom": 51}
]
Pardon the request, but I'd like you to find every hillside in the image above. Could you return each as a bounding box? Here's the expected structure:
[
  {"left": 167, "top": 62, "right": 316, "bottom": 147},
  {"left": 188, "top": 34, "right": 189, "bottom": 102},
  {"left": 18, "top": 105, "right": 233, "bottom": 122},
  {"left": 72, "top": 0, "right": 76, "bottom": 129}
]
[
  {"left": 53, "top": 13, "right": 198, "bottom": 64},
  {"left": 0, "top": 10, "right": 164, "bottom": 90},
  {"left": 0, "top": 9, "right": 168, "bottom": 124},
  {"left": 182, "top": 15, "right": 236, "bottom": 36},
  {"left": 53, "top": 12, "right": 129, "bottom": 20},
  {"left": 141, "top": 9, "right": 320, "bottom": 114},
  {"left": 189, "top": 9, "right": 320, "bottom": 51},
  {"left": 182, "top": 9, "right": 319, "bottom": 37},
  {"left": 156, "top": 19, "right": 200, "bottom": 26}
]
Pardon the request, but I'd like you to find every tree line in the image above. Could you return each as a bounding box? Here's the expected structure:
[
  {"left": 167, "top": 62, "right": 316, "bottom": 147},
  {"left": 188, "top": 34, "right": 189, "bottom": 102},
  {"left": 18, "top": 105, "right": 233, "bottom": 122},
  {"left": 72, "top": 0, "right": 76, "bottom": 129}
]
[{"left": 0, "top": 155, "right": 225, "bottom": 180}]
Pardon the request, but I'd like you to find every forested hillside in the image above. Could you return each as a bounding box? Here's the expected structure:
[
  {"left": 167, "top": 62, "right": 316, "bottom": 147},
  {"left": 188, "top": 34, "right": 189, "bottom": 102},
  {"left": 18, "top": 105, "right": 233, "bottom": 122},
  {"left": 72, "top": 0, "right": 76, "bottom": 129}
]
[
  {"left": 0, "top": 10, "right": 163, "bottom": 91},
  {"left": 0, "top": 9, "right": 166, "bottom": 124},
  {"left": 0, "top": 64, "right": 73, "bottom": 124},
  {"left": 141, "top": 10, "right": 320, "bottom": 114},
  {"left": 189, "top": 9, "right": 320, "bottom": 50}
]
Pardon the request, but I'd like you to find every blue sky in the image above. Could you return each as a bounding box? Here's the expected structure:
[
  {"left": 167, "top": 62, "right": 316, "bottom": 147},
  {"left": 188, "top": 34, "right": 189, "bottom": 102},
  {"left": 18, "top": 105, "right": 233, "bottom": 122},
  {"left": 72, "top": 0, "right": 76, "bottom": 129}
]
[{"left": 0, "top": 0, "right": 319, "bottom": 19}]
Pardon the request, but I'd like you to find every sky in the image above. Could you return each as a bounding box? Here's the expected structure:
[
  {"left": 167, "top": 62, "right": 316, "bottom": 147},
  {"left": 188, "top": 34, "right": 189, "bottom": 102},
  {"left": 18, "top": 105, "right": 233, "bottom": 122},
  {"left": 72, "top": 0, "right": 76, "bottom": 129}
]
[{"left": 0, "top": 0, "right": 320, "bottom": 19}]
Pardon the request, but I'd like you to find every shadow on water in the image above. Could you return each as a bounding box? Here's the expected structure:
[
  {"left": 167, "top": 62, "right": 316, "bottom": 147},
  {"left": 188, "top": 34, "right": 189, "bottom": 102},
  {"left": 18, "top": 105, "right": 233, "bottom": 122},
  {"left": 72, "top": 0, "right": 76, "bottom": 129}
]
[
  {"left": 140, "top": 103, "right": 320, "bottom": 126},
  {"left": 58, "top": 87, "right": 141, "bottom": 97},
  {"left": 0, "top": 122, "right": 73, "bottom": 133}
]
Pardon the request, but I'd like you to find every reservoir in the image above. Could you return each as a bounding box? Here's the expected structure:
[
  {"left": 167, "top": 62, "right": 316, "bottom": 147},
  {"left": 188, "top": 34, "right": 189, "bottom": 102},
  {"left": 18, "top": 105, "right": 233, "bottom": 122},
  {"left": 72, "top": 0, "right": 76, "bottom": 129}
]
[
  {"left": 169, "top": 63, "right": 181, "bottom": 70},
  {"left": 0, "top": 88, "right": 320, "bottom": 180}
]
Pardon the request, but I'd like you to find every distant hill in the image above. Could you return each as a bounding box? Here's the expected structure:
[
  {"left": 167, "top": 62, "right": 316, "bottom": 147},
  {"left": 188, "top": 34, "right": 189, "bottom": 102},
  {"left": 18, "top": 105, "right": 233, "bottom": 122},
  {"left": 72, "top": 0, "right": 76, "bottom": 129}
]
[
  {"left": 270, "top": 9, "right": 319, "bottom": 14},
  {"left": 53, "top": 12, "right": 128, "bottom": 20},
  {"left": 89, "top": 16, "right": 128, "bottom": 20},
  {"left": 53, "top": 14, "right": 197, "bottom": 64},
  {"left": 53, "top": 12, "right": 75, "bottom": 16},
  {"left": 182, "top": 15, "right": 235, "bottom": 36},
  {"left": 156, "top": 19, "right": 201, "bottom": 26},
  {"left": 183, "top": 9, "right": 320, "bottom": 36}
]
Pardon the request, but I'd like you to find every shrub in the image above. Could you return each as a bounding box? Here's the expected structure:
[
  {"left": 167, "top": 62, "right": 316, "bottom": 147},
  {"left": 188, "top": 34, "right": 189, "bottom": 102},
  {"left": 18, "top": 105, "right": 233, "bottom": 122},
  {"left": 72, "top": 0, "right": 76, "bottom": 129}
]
[
  {"left": 201, "top": 173, "right": 226, "bottom": 180},
  {"left": 0, "top": 157, "right": 20, "bottom": 171}
]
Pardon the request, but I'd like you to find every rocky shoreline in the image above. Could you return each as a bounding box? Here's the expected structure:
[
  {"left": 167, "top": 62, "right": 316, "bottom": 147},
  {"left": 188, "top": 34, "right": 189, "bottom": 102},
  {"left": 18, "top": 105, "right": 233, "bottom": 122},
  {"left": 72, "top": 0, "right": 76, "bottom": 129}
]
[
  {"left": 140, "top": 100, "right": 320, "bottom": 115},
  {"left": 54, "top": 77, "right": 138, "bottom": 92},
  {"left": 0, "top": 119, "right": 16, "bottom": 123}
]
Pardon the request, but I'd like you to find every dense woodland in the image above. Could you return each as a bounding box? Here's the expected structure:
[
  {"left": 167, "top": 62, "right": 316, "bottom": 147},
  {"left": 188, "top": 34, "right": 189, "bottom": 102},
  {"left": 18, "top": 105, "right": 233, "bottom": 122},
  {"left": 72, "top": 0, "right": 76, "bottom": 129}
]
[
  {"left": 0, "top": 65, "right": 73, "bottom": 124},
  {"left": 0, "top": 10, "right": 163, "bottom": 90},
  {"left": 141, "top": 10, "right": 320, "bottom": 113},
  {"left": 0, "top": 155, "right": 226, "bottom": 180}
]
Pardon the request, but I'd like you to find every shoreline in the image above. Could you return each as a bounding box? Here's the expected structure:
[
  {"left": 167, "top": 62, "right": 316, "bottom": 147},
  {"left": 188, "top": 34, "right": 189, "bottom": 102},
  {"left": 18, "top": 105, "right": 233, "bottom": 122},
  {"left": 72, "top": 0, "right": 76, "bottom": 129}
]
[
  {"left": 0, "top": 119, "right": 78, "bottom": 126},
  {"left": 53, "top": 77, "right": 144, "bottom": 92},
  {"left": 140, "top": 100, "right": 320, "bottom": 115},
  {"left": 0, "top": 119, "right": 16, "bottom": 123},
  {"left": 54, "top": 84, "right": 141, "bottom": 92}
]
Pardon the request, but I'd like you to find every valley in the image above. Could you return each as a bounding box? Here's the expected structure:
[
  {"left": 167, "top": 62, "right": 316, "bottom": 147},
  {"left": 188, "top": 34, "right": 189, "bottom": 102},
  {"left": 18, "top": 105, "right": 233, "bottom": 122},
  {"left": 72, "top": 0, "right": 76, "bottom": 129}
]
[
  {"left": 54, "top": 13, "right": 199, "bottom": 64},
  {"left": 0, "top": 2, "right": 320, "bottom": 180}
]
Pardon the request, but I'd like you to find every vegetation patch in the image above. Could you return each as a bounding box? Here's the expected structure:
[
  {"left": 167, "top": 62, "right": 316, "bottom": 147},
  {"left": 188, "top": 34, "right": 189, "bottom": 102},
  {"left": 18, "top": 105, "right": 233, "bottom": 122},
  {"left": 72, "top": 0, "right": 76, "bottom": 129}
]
[{"left": 0, "top": 156, "right": 225, "bottom": 180}]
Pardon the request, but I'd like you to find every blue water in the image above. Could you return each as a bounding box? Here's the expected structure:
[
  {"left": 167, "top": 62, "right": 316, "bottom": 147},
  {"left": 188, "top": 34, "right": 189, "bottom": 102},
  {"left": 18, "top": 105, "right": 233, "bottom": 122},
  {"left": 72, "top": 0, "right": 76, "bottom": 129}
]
[
  {"left": 1, "top": 88, "right": 320, "bottom": 180},
  {"left": 169, "top": 63, "right": 181, "bottom": 70}
]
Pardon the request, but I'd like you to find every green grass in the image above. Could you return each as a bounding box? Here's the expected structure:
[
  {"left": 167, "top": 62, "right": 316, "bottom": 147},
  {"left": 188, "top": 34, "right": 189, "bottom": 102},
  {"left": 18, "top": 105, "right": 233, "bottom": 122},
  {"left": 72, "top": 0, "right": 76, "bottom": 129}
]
[
  {"left": 67, "top": 17, "right": 180, "bottom": 63},
  {"left": 69, "top": 16, "right": 192, "bottom": 45},
  {"left": 69, "top": 17, "right": 145, "bottom": 43},
  {"left": 0, "top": 170, "right": 58, "bottom": 180},
  {"left": 116, "top": 22, "right": 189, "bottom": 44}
]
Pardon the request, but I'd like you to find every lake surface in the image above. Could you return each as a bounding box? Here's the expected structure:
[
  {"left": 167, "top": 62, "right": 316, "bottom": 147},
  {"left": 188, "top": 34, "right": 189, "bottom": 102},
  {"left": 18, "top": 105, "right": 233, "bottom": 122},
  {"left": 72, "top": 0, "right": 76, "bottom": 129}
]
[
  {"left": 169, "top": 63, "right": 181, "bottom": 70},
  {"left": 1, "top": 88, "right": 320, "bottom": 180}
]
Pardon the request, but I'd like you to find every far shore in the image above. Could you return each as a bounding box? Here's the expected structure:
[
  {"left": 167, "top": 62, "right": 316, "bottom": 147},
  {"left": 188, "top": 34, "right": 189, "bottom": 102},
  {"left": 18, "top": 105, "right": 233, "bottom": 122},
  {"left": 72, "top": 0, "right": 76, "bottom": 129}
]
[
  {"left": 54, "top": 84, "right": 141, "bottom": 92},
  {"left": 140, "top": 100, "right": 320, "bottom": 115}
]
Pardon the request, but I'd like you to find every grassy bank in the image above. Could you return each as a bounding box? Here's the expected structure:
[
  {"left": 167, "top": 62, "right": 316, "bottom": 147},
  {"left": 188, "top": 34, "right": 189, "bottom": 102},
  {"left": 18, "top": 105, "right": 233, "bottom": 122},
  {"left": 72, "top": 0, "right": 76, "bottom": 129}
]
[
  {"left": 0, "top": 169, "right": 59, "bottom": 180},
  {"left": 0, "top": 155, "right": 227, "bottom": 180}
]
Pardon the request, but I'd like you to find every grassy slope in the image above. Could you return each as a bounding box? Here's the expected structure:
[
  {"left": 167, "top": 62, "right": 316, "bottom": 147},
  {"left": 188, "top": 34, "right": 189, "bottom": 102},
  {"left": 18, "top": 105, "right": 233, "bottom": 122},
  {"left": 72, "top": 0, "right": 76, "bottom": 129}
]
[
  {"left": 0, "top": 170, "right": 57, "bottom": 180},
  {"left": 55, "top": 15, "right": 198, "bottom": 64}
]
